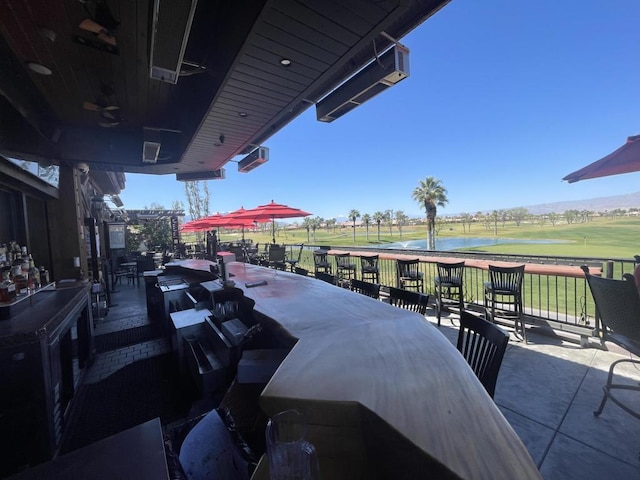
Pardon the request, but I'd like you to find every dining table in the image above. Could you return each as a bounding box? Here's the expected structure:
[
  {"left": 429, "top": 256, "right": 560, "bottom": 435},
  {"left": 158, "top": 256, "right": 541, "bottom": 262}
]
[{"left": 224, "top": 262, "right": 542, "bottom": 480}]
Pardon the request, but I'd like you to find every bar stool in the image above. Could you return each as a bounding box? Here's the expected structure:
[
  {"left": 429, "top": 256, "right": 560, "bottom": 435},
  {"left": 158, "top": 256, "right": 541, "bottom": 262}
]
[
  {"left": 396, "top": 258, "right": 424, "bottom": 292},
  {"left": 360, "top": 255, "right": 380, "bottom": 283},
  {"left": 313, "top": 250, "right": 332, "bottom": 274},
  {"left": 434, "top": 261, "right": 465, "bottom": 327},
  {"left": 483, "top": 264, "right": 526, "bottom": 343},
  {"left": 335, "top": 253, "right": 357, "bottom": 281}
]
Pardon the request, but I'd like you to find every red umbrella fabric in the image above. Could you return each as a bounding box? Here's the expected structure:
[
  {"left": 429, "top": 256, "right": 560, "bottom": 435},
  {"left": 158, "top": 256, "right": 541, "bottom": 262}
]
[
  {"left": 234, "top": 200, "right": 312, "bottom": 243},
  {"left": 181, "top": 213, "right": 227, "bottom": 232},
  {"left": 563, "top": 135, "right": 640, "bottom": 183}
]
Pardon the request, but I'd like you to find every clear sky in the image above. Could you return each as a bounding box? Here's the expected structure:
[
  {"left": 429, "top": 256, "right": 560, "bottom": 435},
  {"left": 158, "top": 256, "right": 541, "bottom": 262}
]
[{"left": 119, "top": 0, "right": 640, "bottom": 220}]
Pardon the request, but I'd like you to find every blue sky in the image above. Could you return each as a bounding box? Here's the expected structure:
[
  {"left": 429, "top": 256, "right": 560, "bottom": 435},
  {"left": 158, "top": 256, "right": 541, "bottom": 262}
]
[{"left": 119, "top": 0, "right": 640, "bottom": 220}]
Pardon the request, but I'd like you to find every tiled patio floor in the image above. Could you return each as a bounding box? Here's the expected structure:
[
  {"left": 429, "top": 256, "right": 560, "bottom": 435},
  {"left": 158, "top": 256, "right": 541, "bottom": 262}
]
[{"left": 84, "top": 283, "right": 640, "bottom": 479}]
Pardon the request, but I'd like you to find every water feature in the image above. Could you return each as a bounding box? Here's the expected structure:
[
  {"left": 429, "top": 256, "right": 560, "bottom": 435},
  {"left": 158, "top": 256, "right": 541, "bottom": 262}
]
[{"left": 377, "top": 237, "right": 569, "bottom": 251}]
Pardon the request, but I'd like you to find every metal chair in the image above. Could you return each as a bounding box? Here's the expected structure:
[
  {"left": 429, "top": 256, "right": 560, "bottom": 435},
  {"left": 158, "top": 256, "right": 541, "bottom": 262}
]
[
  {"left": 294, "top": 266, "right": 309, "bottom": 276},
  {"left": 284, "top": 244, "right": 304, "bottom": 272},
  {"left": 435, "top": 261, "right": 465, "bottom": 326},
  {"left": 315, "top": 272, "right": 336, "bottom": 285},
  {"left": 483, "top": 264, "right": 526, "bottom": 343},
  {"left": 457, "top": 311, "right": 509, "bottom": 399},
  {"left": 360, "top": 255, "right": 380, "bottom": 283},
  {"left": 582, "top": 265, "right": 640, "bottom": 421},
  {"left": 387, "top": 286, "right": 429, "bottom": 315},
  {"left": 335, "top": 253, "right": 357, "bottom": 281},
  {"left": 396, "top": 258, "right": 424, "bottom": 292},
  {"left": 313, "top": 250, "right": 332, "bottom": 275},
  {"left": 350, "top": 278, "right": 380, "bottom": 299},
  {"left": 267, "top": 244, "right": 286, "bottom": 270}
]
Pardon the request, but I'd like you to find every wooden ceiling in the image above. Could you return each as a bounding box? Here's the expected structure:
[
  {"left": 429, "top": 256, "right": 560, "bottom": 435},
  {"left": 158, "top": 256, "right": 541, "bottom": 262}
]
[{"left": 0, "top": 0, "right": 449, "bottom": 179}]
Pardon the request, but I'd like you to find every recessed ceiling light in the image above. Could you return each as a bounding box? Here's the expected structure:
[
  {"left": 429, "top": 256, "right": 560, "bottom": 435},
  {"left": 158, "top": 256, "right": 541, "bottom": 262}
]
[
  {"left": 238, "top": 112, "right": 247, "bottom": 118},
  {"left": 279, "top": 58, "right": 291, "bottom": 66},
  {"left": 27, "top": 62, "right": 52, "bottom": 75}
]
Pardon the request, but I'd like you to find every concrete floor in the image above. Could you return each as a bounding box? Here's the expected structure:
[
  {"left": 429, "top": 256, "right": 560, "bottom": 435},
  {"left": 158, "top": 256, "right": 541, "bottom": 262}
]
[
  {"left": 89, "top": 282, "right": 640, "bottom": 479},
  {"left": 432, "top": 311, "right": 640, "bottom": 479}
]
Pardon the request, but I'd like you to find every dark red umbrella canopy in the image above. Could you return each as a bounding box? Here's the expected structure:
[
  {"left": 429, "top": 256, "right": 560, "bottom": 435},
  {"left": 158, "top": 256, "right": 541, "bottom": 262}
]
[
  {"left": 235, "top": 201, "right": 312, "bottom": 243},
  {"left": 563, "top": 135, "right": 640, "bottom": 183}
]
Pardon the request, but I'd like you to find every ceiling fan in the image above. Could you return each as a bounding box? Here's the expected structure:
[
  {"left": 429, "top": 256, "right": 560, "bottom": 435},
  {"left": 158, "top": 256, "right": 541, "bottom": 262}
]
[
  {"left": 84, "top": 84, "right": 124, "bottom": 127},
  {"left": 78, "top": 0, "right": 119, "bottom": 46}
]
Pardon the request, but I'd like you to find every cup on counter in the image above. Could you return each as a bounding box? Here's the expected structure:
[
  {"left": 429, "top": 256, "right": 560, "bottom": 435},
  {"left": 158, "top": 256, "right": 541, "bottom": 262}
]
[{"left": 266, "top": 410, "right": 320, "bottom": 480}]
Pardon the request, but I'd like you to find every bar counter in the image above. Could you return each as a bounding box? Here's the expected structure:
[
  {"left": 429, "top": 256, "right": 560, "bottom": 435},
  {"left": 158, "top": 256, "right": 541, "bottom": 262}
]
[{"left": 226, "top": 262, "right": 541, "bottom": 479}]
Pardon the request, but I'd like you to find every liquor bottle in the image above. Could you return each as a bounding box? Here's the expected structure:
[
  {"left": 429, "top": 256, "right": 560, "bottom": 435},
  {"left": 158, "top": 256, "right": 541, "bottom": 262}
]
[{"left": 0, "top": 270, "right": 16, "bottom": 302}]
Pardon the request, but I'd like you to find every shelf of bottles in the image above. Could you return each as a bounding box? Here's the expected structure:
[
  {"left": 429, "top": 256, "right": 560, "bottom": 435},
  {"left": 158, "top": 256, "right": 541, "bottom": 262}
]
[{"left": 0, "top": 241, "right": 51, "bottom": 308}]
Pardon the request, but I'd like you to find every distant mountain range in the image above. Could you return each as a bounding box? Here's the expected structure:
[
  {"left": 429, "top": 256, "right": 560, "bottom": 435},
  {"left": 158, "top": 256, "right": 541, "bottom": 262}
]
[
  {"left": 522, "top": 191, "right": 640, "bottom": 215},
  {"left": 436, "top": 191, "right": 640, "bottom": 218}
]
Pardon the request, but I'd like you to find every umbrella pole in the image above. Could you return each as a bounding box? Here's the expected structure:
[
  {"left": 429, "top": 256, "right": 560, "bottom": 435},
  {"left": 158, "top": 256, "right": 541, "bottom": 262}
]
[{"left": 272, "top": 217, "right": 276, "bottom": 244}]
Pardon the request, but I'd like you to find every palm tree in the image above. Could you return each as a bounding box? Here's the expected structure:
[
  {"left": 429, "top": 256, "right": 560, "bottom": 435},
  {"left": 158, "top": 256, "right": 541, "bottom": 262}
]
[
  {"left": 302, "top": 217, "right": 313, "bottom": 242},
  {"left": 385, "top": 209, "right": 394, "bottom": 236},
  {"left": 348, "top": 209, "right": 360, "bottom": 242},
  {"left": 373, "top": 211, "right": 384, "bottom": 242},
  {"left": 412, "top": 177, "right": 448, "bottom": 250},
  {"left": 362, "top": 214, "right": 371, "bottom": 241},
  {"left": 395, "top": 210, "right": 408, "bottom": 238}
]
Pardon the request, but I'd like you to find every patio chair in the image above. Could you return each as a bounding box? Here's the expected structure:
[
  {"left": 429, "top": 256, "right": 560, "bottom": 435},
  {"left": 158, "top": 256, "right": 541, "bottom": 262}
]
[
  {"left": 396, "top": 258, "right": 424, "bottom": 292},
  {"left": 335, "top": 252, "right": 357, "bottom": 281},
  {"left": 267, "top": 244, "right": 286, "bottom": 270},
  {"left": 315, "top": 272, "right": 336, "bottom": 285},
  {"left": 284, "top": 244, "right": 304, "bottom": 272},
  {"left": 313, "top": 250, "right": 332, "bottom": 275},
  {"left": 484, "top": 264, "right": 526, "bottom": 343},
  {"left": 360, "top": 255, "right": 380, "bottom": 283},
  {"left": 435, "top": 261, "right": 465, "bottom": 327},
  {"left": 456, "top": 311, "right": 509, "bottom": 399},
  {"left": 350, "top": 278, "right": 381, "bottom": 299},
  {"left": 582, "top": 265, "right": 640, "bottom": 421},
  {"left": 387, "top": 286, "right": 429, "bottom": 315}
]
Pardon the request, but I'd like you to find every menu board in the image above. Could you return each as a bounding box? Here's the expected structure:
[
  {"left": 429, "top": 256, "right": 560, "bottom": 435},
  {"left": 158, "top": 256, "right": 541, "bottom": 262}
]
[{"left": 108, "top": 223, "right": 126, "bottom": 249}]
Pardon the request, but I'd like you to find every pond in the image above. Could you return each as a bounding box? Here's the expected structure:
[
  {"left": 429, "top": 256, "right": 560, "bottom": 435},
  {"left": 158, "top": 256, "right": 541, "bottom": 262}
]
[{"left": 377, "top": 237, "right": 569, "bottom": 251}]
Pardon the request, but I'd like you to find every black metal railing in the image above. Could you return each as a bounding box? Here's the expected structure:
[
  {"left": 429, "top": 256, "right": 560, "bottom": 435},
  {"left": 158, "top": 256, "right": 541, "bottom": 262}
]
[{"left": 284, "top": 244, "right": 637, "bottom": 343}]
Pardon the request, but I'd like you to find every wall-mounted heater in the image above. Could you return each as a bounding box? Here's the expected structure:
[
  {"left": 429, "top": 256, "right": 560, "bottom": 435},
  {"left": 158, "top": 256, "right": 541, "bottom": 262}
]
[
  {"left": 142, "top": 141, "right": 161, "bottom": 163},
  {"left": 149, "top": 0, "right": 198, "bottom": 84},
  {"left": 176, "top": 169, "right": 225, "bottom": 181},
  {"left": 316, "top": 44, "right": 410, "bottom": 123},
  {"left": 238, "top": 147, "right": 269, "bottom": 173}
]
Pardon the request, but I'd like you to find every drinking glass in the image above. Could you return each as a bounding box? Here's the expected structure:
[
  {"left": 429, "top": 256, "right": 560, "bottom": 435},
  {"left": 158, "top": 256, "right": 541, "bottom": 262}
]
[{"left": 266, "top": 410, "right": 320, "bottom": 480}]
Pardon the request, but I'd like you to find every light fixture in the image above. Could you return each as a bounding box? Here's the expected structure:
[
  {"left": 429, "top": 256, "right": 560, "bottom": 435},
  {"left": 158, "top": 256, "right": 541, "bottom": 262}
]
[
  {"left": 143, "top": 141, "right": 161, "bottom": 163},
  {"left": 238, "top": 112, "right": 247, "bottom": 118},
  {"left": 27, "top": 62, "right": 52, "bottom": 75},
  {"left": 213, "top": 134, "right": 225, "bottom": 147},
  {"left": 110, "top": 195, "right": 124, "bottom": 207},
  {"left": 238, "top": 147, "right": 269, "bottom": 173},
  {"left": 279, "top": 58, "right": 291, "bottom": 66},
  {"left": 316, "top": 44, "right": 410, "bottom": 123},
  {"left": 176, "top": 169, "right": 225, "bottom": 181}
]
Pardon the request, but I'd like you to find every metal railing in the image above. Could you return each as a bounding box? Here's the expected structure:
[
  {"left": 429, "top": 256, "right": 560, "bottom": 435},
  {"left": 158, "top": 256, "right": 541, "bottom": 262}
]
[{"left": 282, "top": 244, "right": 638, "bottom": 344}]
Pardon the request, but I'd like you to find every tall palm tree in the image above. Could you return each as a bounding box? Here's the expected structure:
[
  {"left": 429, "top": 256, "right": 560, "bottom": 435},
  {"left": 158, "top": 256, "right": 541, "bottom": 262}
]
[
  {"left": 385, "top": 209, "right": 394, "bottom": 236},
  {"left": 412, "top": 177, "right": 448, "bottom": 250},
  {"left": 348, "top": 209, "right": 360, "bottom": 242},
  {"left": 373, "top": 211, "right": 384, "bottom": 242},
  {"left": 362, "top": 214, "right": 371, "bottom": 241},
  {"left": 395, "top": 210, "right": 408, "bottom": 238},
  {"left": 302, "top": 217, "right": 313, "bottom": 242}
]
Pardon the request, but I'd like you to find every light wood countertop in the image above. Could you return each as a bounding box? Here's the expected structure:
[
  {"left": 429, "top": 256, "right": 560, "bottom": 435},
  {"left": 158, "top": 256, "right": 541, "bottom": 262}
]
[{"left": 228, "top": 262, "right": 541, "bottom": 479}]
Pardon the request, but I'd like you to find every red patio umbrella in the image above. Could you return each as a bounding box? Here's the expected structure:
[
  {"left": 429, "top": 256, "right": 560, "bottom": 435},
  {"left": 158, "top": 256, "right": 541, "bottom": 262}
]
[
  {"left": 563, "top": 135, "right": 640, "bottom": 183},
  {"left": 180, "top": 213, "right": 228, "bottom": 232},
  {"left": 234, "top": 200, "right": 312, "bottom": 243},
  {"left": 217, "top": 209, "right": 258, "bottom": 242}
]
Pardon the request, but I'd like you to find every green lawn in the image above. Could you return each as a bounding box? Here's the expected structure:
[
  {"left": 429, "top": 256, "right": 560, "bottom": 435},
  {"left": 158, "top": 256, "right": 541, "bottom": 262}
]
[{"left": 207, "top": 216, "right": 639, "bottom": 260}]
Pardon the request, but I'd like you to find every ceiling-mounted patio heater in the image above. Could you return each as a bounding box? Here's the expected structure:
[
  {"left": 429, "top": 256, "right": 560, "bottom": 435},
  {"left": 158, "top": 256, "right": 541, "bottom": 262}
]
[
  {"left": 176, "top": 169, "right": 225, "bottom": 181},
  {"left": 238, "top": 147, "right": 269, "bottom": 173},
  {"left": 149, "top": 0, "right": 198, "bottom": 84},
  {"left": 316, "top": 44, "right": 410, "bottom": 123}
]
